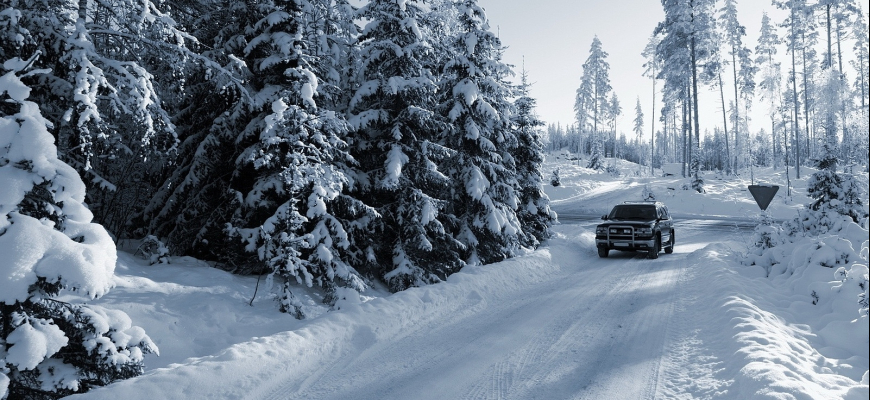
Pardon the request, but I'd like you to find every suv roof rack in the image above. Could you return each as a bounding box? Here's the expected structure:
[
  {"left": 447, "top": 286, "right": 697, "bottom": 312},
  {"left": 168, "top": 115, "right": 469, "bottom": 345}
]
[{"left": 622, "top": 201, "right": 658, "bottom": 204}]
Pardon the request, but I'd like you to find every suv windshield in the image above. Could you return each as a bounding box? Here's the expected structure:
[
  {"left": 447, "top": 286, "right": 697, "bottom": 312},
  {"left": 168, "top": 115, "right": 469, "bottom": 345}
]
[{"left": 608, "top": 205, "right": 657, "bottom": 220}]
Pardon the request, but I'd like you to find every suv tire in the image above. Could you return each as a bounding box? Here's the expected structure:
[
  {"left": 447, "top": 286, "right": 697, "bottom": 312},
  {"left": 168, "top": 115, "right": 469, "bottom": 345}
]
[
  {"left": 647, "top": 235, "right": 660, "bottom": 259},
  {"left": 598, "top": 247, "right": 609, "bottom": 258},
  {"left": 665, "top": 230, "right": 674, "bottom": 254}
]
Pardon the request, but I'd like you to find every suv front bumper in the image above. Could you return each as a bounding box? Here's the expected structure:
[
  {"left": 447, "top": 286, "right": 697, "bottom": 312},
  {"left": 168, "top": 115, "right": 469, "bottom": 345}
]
[{"left": 596, "top": 236, "right": 656, "bottom": 251}]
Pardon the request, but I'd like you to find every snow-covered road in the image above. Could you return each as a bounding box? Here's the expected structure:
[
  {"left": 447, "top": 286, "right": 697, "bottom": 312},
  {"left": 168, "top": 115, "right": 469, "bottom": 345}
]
[
  {"left": 72, "top": 220, "right": 746, "bottom": 400},
  {"left": 248, "top": 221, "right": 724, "bottom": 400}
]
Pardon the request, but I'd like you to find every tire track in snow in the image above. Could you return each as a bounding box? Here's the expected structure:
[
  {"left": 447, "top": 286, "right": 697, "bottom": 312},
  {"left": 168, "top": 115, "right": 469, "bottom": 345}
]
[
  {"left": 513, "top": 255, "right": 683, "bottom": 400},
  {"left": 456, "top": 247, "right": 686, "bottom": 400},
  {"left": 463, "top": 260, "right": 640, "bottom": 399}
]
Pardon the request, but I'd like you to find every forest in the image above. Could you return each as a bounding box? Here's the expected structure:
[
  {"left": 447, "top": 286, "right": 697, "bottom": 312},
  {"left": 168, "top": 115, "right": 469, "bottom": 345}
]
[
  {"left": 0, "top": 0, "right": 867, "bottom": 398},
  {"left": 549, "top": 0, "right": 869, "bottom": 193}
]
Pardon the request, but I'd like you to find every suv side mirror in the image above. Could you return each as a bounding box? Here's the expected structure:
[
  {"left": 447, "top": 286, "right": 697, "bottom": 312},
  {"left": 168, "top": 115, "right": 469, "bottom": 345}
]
[{"left": 601, "top": 215, "right": 608, "bottom": 220}]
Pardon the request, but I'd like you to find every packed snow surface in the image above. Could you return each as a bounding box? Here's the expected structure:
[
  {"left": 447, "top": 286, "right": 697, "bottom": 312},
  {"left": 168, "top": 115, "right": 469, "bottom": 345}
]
[{"left": 68, "top": 153, "right": 868, "bottom": 399}]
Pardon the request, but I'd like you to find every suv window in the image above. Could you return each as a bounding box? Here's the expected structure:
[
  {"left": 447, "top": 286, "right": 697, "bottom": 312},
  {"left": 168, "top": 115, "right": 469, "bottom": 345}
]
[{"left": 608, "top": 205, "right": 657, "bottom": 220}]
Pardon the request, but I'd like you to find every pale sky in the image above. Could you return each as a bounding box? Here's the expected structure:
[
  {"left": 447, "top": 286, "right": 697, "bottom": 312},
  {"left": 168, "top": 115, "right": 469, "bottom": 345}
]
[
  {"left": 477, "top": 0, "right": 792, "bottom": 140},
  {"left": 478, "top": 0, "right": 664, "bottom": 133}
]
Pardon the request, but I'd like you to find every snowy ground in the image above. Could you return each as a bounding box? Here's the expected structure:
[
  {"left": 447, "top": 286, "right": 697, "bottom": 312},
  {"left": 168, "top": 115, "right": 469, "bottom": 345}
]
[{"left": 68, "top": 152, "right": 869, "bottom": 399}]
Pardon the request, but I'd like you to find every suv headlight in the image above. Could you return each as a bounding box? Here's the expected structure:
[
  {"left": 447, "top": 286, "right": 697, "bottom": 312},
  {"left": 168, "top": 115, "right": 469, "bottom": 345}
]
[
  {"left": 596, "top": 226, "right": 607, "bottom": 235},
  {"left": 636, "top": 226, "right": 653, "bottom": 236}
]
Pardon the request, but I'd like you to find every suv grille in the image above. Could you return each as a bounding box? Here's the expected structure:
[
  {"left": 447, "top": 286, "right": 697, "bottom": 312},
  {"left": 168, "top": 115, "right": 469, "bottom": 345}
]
[{"left": 608, "top": 225, "right": 634, "bottom": 240}]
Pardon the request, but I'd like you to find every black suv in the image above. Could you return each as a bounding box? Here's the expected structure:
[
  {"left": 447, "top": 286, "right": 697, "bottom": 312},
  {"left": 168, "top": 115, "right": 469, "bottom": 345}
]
[{"left": 595, "top": 201, "right": 675, "bottom": 259}]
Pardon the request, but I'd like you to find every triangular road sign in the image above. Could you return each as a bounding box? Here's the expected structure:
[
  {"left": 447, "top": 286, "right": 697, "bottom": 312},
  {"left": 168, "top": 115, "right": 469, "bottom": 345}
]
[{"left": 748, "top": 185, "right": 779, "bottom": 211}]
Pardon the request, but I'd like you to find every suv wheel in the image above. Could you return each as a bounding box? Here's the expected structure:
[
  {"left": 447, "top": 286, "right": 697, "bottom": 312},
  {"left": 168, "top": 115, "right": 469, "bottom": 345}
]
[
  {"left": 647, "top": 236, "right": 660, "bottom": 259},
  {"left": 664, "top": 230, "right": 674, "bottom": 254},
  {"left": 598, "top": 247, "right": 609, "bottom": 258}
]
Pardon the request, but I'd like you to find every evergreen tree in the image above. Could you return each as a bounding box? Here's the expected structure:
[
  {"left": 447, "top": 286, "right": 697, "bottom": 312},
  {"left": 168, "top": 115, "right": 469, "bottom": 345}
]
[
  {"left": 349, "top": 0, "right": 464, "bottom": 290},
  {"left": 633, "top": 97, "right": 645, "bottom": 169},
  {"left": 806, "top": 141, "right": 867, "bottom": 226},
  {"left": 137, "top": 0, "right": 265, "bottom": 261},
  {"left": 511, "top": 63, "right": 555, "bottom": 248},
  {"left": 0, "top": 0, "right": 197, "bottom": 238},
  {"left": 141, "top": 0, "right": 368, "bottom": 316},
  {"left": 641, "top": 34, "right": 660, "bottom": 175},
  {"left": 228, "top": 0, "right": 368, "bottom": 317},
  {"left": 0, "top": 54, "right": 155, "bottom": 399},
  {"left": 438, "top": 0, "right": 523, "bottom": 265},
  {"left": 607, "top": 93, "right": 622, "bottom": 158},
  {"left": 576, "top": 36, "right": 612, "bottom": 169}
]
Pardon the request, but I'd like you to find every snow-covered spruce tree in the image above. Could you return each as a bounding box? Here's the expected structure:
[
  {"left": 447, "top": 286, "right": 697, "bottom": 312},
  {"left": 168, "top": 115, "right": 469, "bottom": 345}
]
[
  {"left": 348, "top": 0, "right": 465, "bottom": 291},
  {"left": 632, "top": 97, "right": 644, "bottom": 165},
  {"left": 3, "top": 0, "right": 193, "bottom": 238},
  {"left": 804, "top": 141, "right": 868, "bottom": 230},
  {"left": 0, "top": 56, "right": 155, "bottom": 399},
  {"left": 512, "top": 65, "right": 555, "bottom": 247},
  {"left": 576, "top": 36, "right": 612, "bottom": 170},
  {"left": 438, "top": 0, "right": 524, "bottom": 265},
  {"left": 134, "top": 0, "right": 263, "bottom": 261},
  {"left": 230, "top": 0, "right": 369, "bottom": 316},
  {"left": 550, "top": 169, "right": 561, "bottom": 187},
  {"left": 143, "top": 0, "right": 369, "bottom": 317},
  {"left": 587, "top": 139, "right": 605, "bottom": 171}
]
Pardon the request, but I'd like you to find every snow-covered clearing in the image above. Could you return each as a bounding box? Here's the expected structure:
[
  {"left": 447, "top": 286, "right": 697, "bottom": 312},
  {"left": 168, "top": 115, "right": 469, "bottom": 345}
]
[{"left": 68, "top": 153, "right": 868, "bottom": 399}]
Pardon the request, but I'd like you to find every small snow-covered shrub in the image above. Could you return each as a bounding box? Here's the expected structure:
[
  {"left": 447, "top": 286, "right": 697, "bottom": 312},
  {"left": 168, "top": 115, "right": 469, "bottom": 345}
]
[
  {"left": 833, "top": 241, "right": 869, "bottom": 317},
  {"left": 641, "top": 184, "right": 656, "bottom": 201},
  {"left": 550, "top": 169, "right": 561, "bottom": 187},
  {"left": 690, "top": 172, "right": 705, "bottom": 194},
  {"left": 792, "top": 236, "right": 857, "bottom": 270},
  {"left": 743, "top": 215, "right": 789, "bottom": 275},
  {"left": 586, "top": 153, "right": 603, "bottom": 170},
  {"left": 742, "top": 201, "right": 870, "bottom": 326},
  {"left": 137, "top": 235, "right": 170, "bottom": 265},
  {"left": 605, "top": 163, "right": 620, "bottom": 176}
]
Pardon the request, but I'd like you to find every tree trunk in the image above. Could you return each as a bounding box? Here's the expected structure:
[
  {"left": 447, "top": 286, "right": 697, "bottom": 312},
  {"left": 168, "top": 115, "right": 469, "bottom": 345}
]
[
  {"left": 800, "top": 30, "right": 811, "bottom": 167},
  {"left": 731, "top": 50, "right": 740, "bottom": 172},
  {"left": 790, "top": 6, "right": 801, "bottom": 179},
  {"left": 835, "top": 8, "right": 849, "bottom": 166},
  {"left": 673, "top": 109, "right": 678, "bottom": 162},
  {"left": 718, "top": 70, "right": 731, "bottom": 174},
  {"left": 690, "top": 31, "right": 701, "bottom": 176},
  {"left": 771, "top": 114, "right": 778, "bottom": 169},
  {"left": 682, "top": 95, "right": 688, "bottom": 178},
  {"left": 651, "top": 66, "right": 656, "bottom": 175}
]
